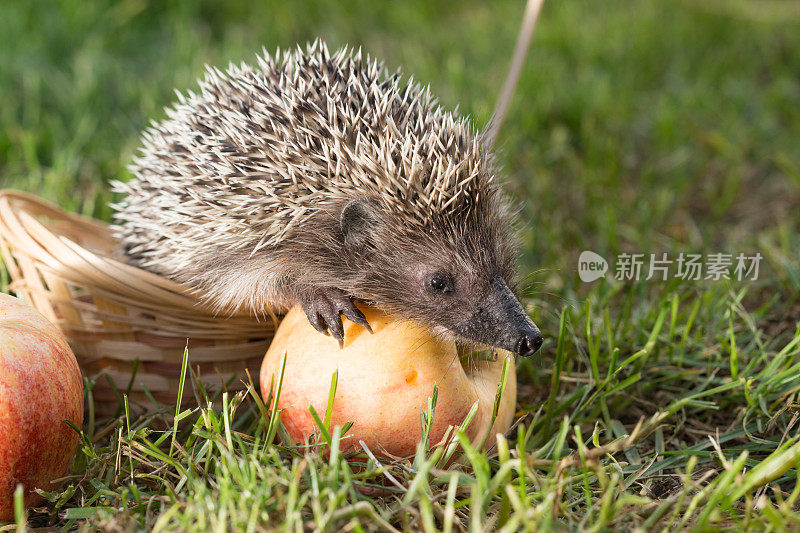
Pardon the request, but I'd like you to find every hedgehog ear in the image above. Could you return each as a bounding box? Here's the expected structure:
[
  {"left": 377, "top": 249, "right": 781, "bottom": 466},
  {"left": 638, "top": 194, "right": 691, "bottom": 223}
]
[{"left": 340, "top": 198, "right": 380, "bottom": 250}]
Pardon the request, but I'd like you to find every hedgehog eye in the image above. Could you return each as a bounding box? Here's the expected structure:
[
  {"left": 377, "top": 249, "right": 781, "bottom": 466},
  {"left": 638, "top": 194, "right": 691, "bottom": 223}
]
[{"left": 428, "top": 274, "right": 452, "bottom": 294}]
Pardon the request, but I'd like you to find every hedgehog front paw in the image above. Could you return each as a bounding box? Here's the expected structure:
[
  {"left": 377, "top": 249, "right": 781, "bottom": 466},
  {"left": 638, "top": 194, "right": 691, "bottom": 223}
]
[{"left": 299, "top": 287, "right": 372, "bottom": 348}]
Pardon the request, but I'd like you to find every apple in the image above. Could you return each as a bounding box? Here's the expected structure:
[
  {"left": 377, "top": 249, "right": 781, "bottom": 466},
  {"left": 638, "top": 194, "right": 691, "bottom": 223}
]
[
  {"left": 0, "top": 293, "right": 84, "bottom": 522},
  {"left": 260, "top": 305, "right": 516, "bottom": 458}
]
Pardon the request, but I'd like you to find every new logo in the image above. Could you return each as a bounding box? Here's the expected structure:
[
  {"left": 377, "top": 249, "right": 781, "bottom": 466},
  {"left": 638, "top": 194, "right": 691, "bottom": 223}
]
[{"left": 578, "top": 251, "right": 608, "bottom": 282}]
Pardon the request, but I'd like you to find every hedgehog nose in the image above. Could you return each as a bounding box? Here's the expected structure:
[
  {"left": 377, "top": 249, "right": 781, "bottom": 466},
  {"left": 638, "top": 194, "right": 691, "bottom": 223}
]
[{"left": 515, "top": 329, "right": 543, "bottom": 357}]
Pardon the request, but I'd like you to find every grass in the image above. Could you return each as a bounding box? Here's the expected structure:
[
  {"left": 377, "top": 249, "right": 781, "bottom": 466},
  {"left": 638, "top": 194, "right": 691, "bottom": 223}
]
[{"left": 2, "top": 0, "right": 800, "bottom": 530}]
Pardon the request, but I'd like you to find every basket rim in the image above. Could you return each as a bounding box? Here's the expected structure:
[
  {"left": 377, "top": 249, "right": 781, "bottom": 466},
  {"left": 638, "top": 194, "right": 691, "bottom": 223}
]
[{"left": 0, "top": 189, "right": 276, "bottom": 324}]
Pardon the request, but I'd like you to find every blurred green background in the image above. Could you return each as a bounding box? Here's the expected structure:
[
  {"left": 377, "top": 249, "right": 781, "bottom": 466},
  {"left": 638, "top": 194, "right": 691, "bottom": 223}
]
[{"left": 1, "top": 0, "right": 799, "bottom": 299}]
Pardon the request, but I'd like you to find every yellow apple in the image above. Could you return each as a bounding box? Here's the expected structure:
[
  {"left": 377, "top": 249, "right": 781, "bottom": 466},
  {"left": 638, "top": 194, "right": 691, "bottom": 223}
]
[
  {"left": 0, "top": 293, "right": 84, "bottom": 522},
  {"left": 260, "top": 305, "right": 516, "bottom": 458}
]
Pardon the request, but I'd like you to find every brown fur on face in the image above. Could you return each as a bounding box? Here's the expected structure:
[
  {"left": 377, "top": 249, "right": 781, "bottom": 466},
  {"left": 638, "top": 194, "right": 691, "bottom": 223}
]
[{"left": 350, "top": 191, "right": 519, "bottom": 326}]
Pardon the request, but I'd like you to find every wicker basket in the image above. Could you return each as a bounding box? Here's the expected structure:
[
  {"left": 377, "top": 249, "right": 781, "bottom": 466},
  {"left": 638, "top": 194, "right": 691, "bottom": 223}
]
[{"left": 0, "top": 190, "right": 276, "bottom": 416}]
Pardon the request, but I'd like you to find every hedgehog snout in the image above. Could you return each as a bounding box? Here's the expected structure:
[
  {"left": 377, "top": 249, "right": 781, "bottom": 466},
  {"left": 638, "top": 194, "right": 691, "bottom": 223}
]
[
  {"left": 451, "top": 276, "right": 543, "bottom": 357},
  {"left": 514, "top": 324, "right": 543, "bottom": 357}
]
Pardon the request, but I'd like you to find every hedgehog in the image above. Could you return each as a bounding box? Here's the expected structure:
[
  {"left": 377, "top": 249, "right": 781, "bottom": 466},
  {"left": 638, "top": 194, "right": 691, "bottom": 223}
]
[{"left": 111, "top": 41, "right": 543, "bottom": 357}]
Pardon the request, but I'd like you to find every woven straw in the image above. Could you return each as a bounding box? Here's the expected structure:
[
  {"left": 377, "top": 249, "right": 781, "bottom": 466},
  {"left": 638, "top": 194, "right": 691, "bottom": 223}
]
[{"left": 0, "top": 190, "right": 276, "bottom": 416}]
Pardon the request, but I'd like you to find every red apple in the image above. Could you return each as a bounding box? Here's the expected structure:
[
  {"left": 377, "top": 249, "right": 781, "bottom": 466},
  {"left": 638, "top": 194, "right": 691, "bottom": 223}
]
[
  {"left": 260, "top": 305, "right": 516, "bottom": 458},
  {"left": 0, "top": 293, "right": 83, "bottom": 522}
]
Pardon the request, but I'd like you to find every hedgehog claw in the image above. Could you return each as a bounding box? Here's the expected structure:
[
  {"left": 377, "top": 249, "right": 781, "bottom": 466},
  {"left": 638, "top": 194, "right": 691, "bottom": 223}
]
[
  {"left": 342, "top": 305, "right": 373, "bottom": 334},
  {"left": 307, "top": 311, "right": 329, "bottom": 336},
  {"left": 326, "top": 313, "right": 345, "bottom": 344},
  {"left": 299, "top": 287, "right": 372, "bottom": 347}
]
